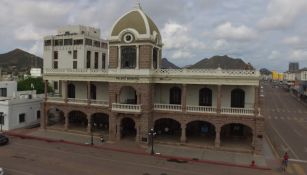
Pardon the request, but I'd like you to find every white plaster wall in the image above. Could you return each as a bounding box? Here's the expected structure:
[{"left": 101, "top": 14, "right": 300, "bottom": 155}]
[
  {"left": 186, "top": 85, "right": 217, "bottom": 106},
  {"left": 73, "top": 81, "right": 87, "bottom": 99},
  {"left": 154, "top": 84, "right": 182, "bottom": 104},
  {"left": 221, "top": 86, "right": 255, "bottom": 108},
  {"left": 0, "top": 81, "right": 17, "bottom": 97},
  {"left": 0, "top": 99, "right": 41, "bottom": 131}
]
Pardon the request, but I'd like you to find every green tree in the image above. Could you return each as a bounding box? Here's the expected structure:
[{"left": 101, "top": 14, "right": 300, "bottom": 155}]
[{"left": 17, "top": 77, "right": 53, "bottom": 94}]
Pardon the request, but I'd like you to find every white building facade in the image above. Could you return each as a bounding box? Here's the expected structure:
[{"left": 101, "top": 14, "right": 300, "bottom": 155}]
[
  {"left": 0, "top": 81, "right": 42, "bottom": 131},
  {"left": 42, "top": 5, "right": 263, "bottom": 154}
]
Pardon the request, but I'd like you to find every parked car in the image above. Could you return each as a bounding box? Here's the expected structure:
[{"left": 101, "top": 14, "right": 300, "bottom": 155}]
[
  {"left": 0, "top": 134, "right": 9, "bottom": 146},
  {"left": 0, "top": 167, "right": 4, "bottom": 175}
]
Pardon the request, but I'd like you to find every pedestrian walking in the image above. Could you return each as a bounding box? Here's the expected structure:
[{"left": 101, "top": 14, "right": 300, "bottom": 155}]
[{"left": 282, "top": 152, "right": 289, "bottom": 171}]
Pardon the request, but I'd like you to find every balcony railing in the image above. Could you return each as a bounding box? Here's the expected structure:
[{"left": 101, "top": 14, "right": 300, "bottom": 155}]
[
  {"left": 91, "top": 100, "right": 109, "bottom": 106},
  {"left": 154, "top": 104, "right": 182, "bottom": 111},
  {"left": 44, "top": 68, "right": 260, "bottom": 77},
  {"left": 186, "top": 105, "right": 217, "bottom": 113},
  {"left": 221, "top": 107, "right": 254, "bottom": 116},
  {"left": 67, "top": 98, "right": 88, "bottom": 104},
  {"left": 46, "top": 96, "right": 64, "bottom": 103},
  {"left": 112, "top": 103, "right": 142, "bottom": 112}
]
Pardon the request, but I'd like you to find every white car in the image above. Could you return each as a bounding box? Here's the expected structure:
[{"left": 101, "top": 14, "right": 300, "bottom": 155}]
[{"left": 0, "top": 167, "right": 4, "bottom": 175}]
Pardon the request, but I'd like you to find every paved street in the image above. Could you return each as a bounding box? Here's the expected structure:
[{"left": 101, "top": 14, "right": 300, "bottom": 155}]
[
  {"left": 262, "top": 83, "right": 307, "bottom": 175},
  {"left": 0, "top": 137, "right": 273, "bottom": 175}
]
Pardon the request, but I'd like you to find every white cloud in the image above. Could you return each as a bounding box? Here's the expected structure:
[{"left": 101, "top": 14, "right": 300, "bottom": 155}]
[
  {"left": 14, "top": 24, "right": 44, "bottom": 41},
  {"left": 171, "top": 50, "right": 194, "bottom": 59},
  {"left": 289, "top": 49, "right": 307, "bottom": 61},
  {"left": 258, "top": 0, "right": 307, "bottom": 30},
  {"left": 213, "top": 39, "right": 228, "bottom": 50},
  {"left": 268, "top": 50, "right": 281, "bottom": 60},
  {"left": 215, "top": 22, "right": 257, "bottom": 41},
  {"left": 282, "top": 36, "right": 301, "bottom": 45}
]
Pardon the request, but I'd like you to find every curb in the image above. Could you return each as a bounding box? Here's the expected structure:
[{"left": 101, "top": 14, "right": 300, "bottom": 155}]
[{"left": 5, "top": 132, "right": 271, "bottom": 171}]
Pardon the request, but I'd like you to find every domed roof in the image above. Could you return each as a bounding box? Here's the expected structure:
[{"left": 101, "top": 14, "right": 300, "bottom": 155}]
[{"left": 110, "top": 6, "right": 161, "bottom": 42}]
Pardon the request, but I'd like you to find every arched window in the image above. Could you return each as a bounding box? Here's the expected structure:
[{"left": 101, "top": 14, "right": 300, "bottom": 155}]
[
  {"left": 153, "top": 48, "right": 158, "bottom": 69},
  {"left": 121, "top": 46, "right": 136, "bottom": 69},
  {"left": 231, "top": 88, "right": 245, "bottom": 108},
  {"left": 67, "top": 84, "right": 75, "bottom": 98},
  {"left": 90, "top": 84, "right": 96, "bottom": 100},
  {"left": 170, "top": 87, "right": 181, "bottom": 105},
  {"left": 199, "top": 88, "right": 212, "bottom": 106}
]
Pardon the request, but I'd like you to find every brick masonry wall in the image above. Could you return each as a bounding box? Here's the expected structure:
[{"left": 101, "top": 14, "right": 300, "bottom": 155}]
[
  {"left": 109, "top": 46, "right": 118, "bottom": 68},
  {"left": 139, "top": 45, "right": 153, "bottom": 69}
]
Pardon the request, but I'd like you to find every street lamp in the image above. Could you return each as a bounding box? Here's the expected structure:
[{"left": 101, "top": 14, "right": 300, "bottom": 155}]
[
  {"left": 148, "top": 128, "right": 156, "bottom": 155},
  {"left": 0, "top": 112, "right": 4, "bottom": 132}
]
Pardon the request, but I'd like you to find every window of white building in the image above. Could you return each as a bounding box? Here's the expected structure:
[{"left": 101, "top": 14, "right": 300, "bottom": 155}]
[{"left": 19, "top": 114, "right": 26, "bottom": 123}]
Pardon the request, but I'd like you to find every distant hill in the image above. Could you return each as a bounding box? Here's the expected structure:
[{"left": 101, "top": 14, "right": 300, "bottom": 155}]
[
  {"left": 260, "top": 68, "right": 272, "bottom": 75},
  {"left": 188, "top": 55, "right": 254, "bottom": 70},
  {"left": 0, "top": 49, "right": 43, "bottom": 74},
  {"left": 160, "top": 58, "right": 180, "bottom": 69}
]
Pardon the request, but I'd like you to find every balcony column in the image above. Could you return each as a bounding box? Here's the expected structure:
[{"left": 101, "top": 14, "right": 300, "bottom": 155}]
[
  {"left": 64, "top": 112, "right": 69, "bottom": 131},
  {"left": 215, "top": 126, "right": 221, "bottom": 148},
  {"left": 118, "top": 46, "right": 121, "bottom": 69},
  {"left": 116, "top": 119, "right": 121, "bottom": 141},
  {"left": 182, "top": 84, "right": 187, "bottom": 112},
  {"left": 63, "top": 80, "right": 68, "bottom": 103},
  {"left": 217, "top": 85, "right": 222, "bottom": 115},
  {"left": 136, "top": 45, "right": 139, "bottom": 69},
  {"left": 180, "top": 123, "right": 187, "bottom": 143},
  {"left": 87, "top": 81, "right": 91, "bottom": 105},
  {"left": 254, "top": 86, "right": 259, "bottom": 116},
  {"left": 44, "top": 80, "right": 48, "bottom": 100},
  {"left": 87, "top": 115, "right": 92, "bottom": 134}
]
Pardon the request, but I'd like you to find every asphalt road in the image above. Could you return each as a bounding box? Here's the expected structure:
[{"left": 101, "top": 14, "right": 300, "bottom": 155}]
[
  {"left": 0, "top": 137, "right": 273, "bottom": 175},
  {"left": 262, "top": 82, "right": 307, "bottom": 175}
]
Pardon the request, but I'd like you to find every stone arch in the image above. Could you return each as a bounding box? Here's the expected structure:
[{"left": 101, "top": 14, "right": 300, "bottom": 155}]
[
  {"left": 91, "top": 113, "right": 109, "bottom": 133},
  {"left": 68, "top": 110, "right": 88, "bottom": 131},
  {"left": 186, "top": 120, "right": 216, "bottom": 145},
  {"left": 154, "top": 118, "right": 181, "bottom": 142},
  {"left": 120, "top": 117, "right": 137, "bottom": 140},
  {"left": 47, "top": 107, "right": 65, "bottom": 127},
  {"left": 119, "top": 86, "right": 137, "bottom": 104},
  {"left": 220, "top": 123, "right": 253, "bottom": 148}
]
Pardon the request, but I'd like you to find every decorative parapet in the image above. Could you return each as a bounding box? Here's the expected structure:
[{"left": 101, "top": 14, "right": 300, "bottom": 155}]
[
  {"left": 154, "top": 103, "right": 182, "bottom": 111},
  {"left": 221, "top": 107, "right": 254, "bottom": 116},
  {"left": 112, "top": 103, "right": 142, "bottom": 112}
]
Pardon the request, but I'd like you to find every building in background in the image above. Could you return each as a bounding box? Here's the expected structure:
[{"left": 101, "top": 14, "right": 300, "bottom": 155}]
[
  {"left": 30, "top": 68, "right": 42, "bottom": 77},
  {"left": 0, "top": 81, "right": 42, "bottom": 131},
  {"left": 42, "top": 4, "right": 263, "bottom": 154},
  {"left": 289, "top": 62, "right": 299, "bottom": 72}
]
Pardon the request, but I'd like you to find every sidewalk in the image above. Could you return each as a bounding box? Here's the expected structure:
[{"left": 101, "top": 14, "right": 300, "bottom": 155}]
[{"left": 8, "top": 128, "right": 274, "bottom": 170}]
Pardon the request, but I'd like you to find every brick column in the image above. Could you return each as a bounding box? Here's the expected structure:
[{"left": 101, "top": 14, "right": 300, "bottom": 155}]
[
  {"left": 116, "top": 119, "right": 121, "bottom": 141},
  {"left": 180, "top": 123, "right": 187, "bottom": 143},
  {"left": 64, "top": 112, "right": 69, "bottom": 131},
  {"left": 135, "top": 122, "right": 140, "bottom": 143},
  {"left": 254, "top": 86, "right": 259, "bottom": 116},
  {"left": 63, "top": 80, "right": 68, "bottom": 103},
  {"left": 215, "top": 126, "right": 221, "bottom": 148},
  {"left": 182, "top": 84, "right": 187, "bottom": 112},
  {"left": 108, "top": 113, "right": 117, "bottom": 141},
  {"left": 44, "top": 80, "right": 48, "bottom": 100},
  {"left": 217, "top": 85, "right": 222, "bottom": 115},
  {"left": 87, "top": 81, "right": 91, "bottom": 105}
]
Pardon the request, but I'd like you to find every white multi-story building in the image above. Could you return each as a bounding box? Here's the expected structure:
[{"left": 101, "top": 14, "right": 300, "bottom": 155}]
[
  {"left": 42, "top": 4, "right": 263, "bottom": 154},
  {"left": 0, "top": 81, "right": 42, "bottom": 131}
]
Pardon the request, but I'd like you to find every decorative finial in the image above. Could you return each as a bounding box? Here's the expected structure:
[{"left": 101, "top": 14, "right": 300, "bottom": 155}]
[{"left": 134, "top": 0, "right": 142, "bottom": 9}]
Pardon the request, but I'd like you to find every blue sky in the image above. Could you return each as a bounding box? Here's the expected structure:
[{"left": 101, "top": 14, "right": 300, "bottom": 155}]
[{"left": 0, "top": 0, "right": 307, "bottom": 71}]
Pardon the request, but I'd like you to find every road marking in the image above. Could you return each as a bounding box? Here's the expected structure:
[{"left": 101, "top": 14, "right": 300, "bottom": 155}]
[
  {"left": 290, "top": 159, "right": 307, "bottom": 164},
  {"left": 293, "top": 163, "right": 306, "bottom": 175},
  {"left": 293, "top": 129, "right": 304, "bottom": 137},
  {"left": 271, "top": 124, "right": 300, "bottom": 159}
]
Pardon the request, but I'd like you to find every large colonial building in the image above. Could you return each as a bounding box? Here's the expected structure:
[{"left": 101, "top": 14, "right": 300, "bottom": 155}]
[{"left": 42, "top": 4, "right": 264, "bottom": 154}]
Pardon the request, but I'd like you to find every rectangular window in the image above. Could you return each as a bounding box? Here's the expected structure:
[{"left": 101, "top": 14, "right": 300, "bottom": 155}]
[
  {"left": 101, "top": 42, "right": 107, "bottom": 49},
  {"left": 0, "top": 113, "right": 4, "bottom": 125},
  {"left": 44, "top": 40, "right": 51, "bottom": 46},
  {"left": 94, "top": 52, "right": 98, "bottom": 69},
  {"left": 54, "top": 39, "right": 63, "bottom": 46},
  {"left": 94, "top": 41, "right": 100, "bottom": 47},
  {"left": 85, "top": 38, "right": 92, "bottom": 46},
  {"left": 73, "top": 50, "right": 77, "bottom": 59},
  {"left": 53, "top": 51, "right": 58, "bottom": 60},
  {"left": 37, "top": 111, "right": 41, "bottom": 119},
  {"left": 64, "top": 39, "right": 73, "bottom": 45},
  {"left": 19, "top": 113, "right": 25, "bottom": 123},
  {"left": 53, "top": 61, "right": 58, "bottom": 69},
  {"left": 86, "top": 51, "right": 91, "bottom": 68},
  {"left": 0, "top": 88, "right": 7, "bottom": 97},
  {"left": 73, "top": 39, "right": 83, "bottom": 45},
  {"left": 153, "top": 48, "right": 158, "bottom": 69},
  {"left": 54, "top": 81, "right": 58, "bottom": 90},
  {"left": 73, "top": 61, "right": 77, "bottom": 69},
  {"left": 101, "top": 53, "right": 106, "bottom": 69}
]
